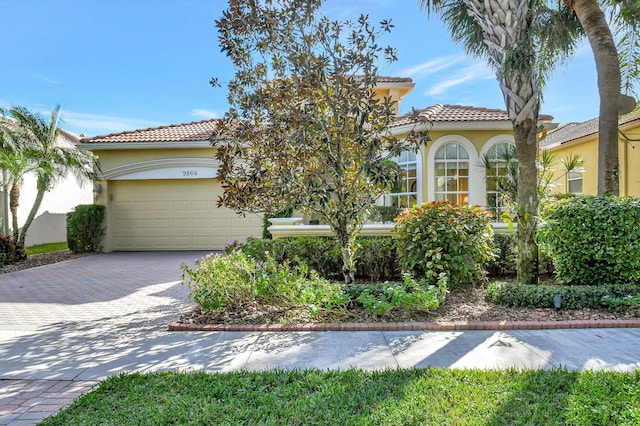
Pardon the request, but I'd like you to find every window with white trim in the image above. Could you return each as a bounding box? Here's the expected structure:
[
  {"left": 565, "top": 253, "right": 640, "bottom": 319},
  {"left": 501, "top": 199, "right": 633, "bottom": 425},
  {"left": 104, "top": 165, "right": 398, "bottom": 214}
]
[
  {"left": 484, "top": 142, "right": 515, "bottom": 219},
  {"left": 385, "top": 150, "right": 418, "bottom": 208},
  {"left": 567, "top": 170, "right": 583, "bottom": 194},
  {"left": 434, "top": 143, "right": 469, "bottom": 204}
]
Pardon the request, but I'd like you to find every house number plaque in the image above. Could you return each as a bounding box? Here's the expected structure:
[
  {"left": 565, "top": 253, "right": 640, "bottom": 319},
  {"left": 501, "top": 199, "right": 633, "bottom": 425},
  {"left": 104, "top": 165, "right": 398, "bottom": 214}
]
[{"left": 182, "top": 170, "right": 198, "bottom": 177}]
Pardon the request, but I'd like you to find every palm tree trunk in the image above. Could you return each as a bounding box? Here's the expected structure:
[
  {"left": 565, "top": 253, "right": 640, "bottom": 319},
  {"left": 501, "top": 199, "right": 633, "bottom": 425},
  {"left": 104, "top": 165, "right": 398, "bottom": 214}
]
[
  {"left": 464, "top": 0, "right": 540, "bottom": 284},
  {"left": 566, "top": 0, "right": 621, "bottom": 195},
  {"left": 9, "top": 183, "right": 20, "bottom": 243},
  {"left": 514, "top": 120, "right": 539, "bottom": 284},
  {"left": 18, "top": 189, "right": 45, "bottom": 247}
]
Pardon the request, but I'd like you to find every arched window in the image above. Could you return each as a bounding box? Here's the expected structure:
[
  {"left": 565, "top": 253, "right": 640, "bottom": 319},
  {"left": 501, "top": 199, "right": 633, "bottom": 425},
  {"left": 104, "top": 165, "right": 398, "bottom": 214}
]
[
  {"left": 434, "top": 143, "right": 469, "bottom": 204},
  {"left": 483, "top": 142, "right": 516, "bottom": 219},
  {"left": 386, "top": 150, "right": 418, "bottom": 208}
]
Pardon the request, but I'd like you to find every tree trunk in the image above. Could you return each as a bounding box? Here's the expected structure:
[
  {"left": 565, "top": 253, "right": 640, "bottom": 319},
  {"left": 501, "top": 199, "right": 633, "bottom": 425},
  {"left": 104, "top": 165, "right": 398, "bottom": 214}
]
[
  {"left": 19, "top": 189, "right": 46, "bottom": 247},
  {"left": 333, "top": 219, "right": 357, "bottom": 284},
  {"left": 567, "top": 0, "right": 621, "bottom": 195},
  {"left": 9, "top": 183, "right": 20, "bottom": 243},
  {"left": 514, "top": 120, "right": 539, "bottom": 284}
]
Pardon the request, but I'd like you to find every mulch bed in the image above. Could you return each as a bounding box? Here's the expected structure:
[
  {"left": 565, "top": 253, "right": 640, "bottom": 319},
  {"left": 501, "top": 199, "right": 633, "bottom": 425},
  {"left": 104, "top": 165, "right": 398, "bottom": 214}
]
[
  {"left": 0, "top": 250, "right": 90, "bottom": 274},
  {"left": 177, "top": 284, "right": 640, "bottom": 326}
]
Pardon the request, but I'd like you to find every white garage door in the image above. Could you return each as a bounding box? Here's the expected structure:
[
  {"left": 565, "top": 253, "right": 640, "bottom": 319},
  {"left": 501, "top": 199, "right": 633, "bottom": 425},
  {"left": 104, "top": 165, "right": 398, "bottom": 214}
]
[{"left": 110, "top": 179, "right": 262, "bottom": 250}]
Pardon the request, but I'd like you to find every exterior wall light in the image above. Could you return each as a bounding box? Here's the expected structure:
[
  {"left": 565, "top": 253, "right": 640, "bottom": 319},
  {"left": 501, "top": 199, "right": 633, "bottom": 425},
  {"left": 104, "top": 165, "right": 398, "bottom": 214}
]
[{"left": 93, "top": 183, "right": 103, "bottom": 201}]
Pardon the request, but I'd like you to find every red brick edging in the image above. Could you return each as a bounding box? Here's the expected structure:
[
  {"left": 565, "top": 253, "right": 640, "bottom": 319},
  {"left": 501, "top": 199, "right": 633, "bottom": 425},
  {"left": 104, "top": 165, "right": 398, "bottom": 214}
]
[{"left": 168, "top": 319, "right": 640, "bottom": 332}]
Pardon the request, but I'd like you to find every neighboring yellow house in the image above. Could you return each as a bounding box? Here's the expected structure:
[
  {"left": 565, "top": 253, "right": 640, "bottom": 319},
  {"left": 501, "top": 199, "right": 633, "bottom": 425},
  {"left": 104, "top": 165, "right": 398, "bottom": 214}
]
[
  {"left": 81, "top": 77, "right": 556, "bottom": 251},
  {"left": 541, "top": 105, "right": 640, "bottom": 196}
]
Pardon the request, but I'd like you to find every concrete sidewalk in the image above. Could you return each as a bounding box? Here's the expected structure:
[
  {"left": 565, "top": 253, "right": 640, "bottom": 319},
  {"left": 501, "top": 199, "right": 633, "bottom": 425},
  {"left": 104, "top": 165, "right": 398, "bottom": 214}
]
[{"left": 1, "top": 252, "right": 640, "bottom": 425}]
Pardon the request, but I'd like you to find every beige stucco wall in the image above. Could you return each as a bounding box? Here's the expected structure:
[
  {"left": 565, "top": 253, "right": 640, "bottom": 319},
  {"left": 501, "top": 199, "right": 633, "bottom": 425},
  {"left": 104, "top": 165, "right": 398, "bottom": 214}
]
[{"left": 545, "top": 119, "right": 640, "bottom": 197}]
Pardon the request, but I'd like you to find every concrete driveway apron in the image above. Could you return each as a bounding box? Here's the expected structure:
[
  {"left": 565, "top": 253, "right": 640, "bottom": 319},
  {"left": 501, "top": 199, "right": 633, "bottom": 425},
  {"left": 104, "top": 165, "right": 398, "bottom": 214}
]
[{"left": 1, "top": 252, "right": 640, "bottom": 425}]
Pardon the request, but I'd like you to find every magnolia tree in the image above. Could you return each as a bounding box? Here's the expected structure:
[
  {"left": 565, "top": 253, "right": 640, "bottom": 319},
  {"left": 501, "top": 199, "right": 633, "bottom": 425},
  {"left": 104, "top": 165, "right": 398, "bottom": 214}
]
[{"left": 213, "top": 0, "right": 430, "bottom": 283}]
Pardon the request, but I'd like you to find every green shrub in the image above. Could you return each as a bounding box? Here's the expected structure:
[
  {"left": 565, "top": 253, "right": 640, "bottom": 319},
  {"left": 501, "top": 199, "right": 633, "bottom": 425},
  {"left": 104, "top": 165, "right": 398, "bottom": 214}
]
[
  {"left": 66, "top": 204, "right": 106, "bottom": 253},
  {"left": 181, "top": 250, "right": 347, "bottom": 313},
  {"left": 355, "top": 237, "right": 399, "bottom": 281},
  {"left": 350, "top": 273, "right": 448, "bottom": 316},
  {"left": 539, "top": 196, "right": 640, "bottom": 285},
  {"left": 487, "top": 232, "right": 554, "bottom": 278},
  {"left": 392, "top": 201, "right": 497, "bottom": 286},
  {"left": 485, "top": 281, "right": 640, "bottom": 309},
  {"left": 0, "top": 235, "right": 26, "bottom": 265},
  {"left": 182, "top": 251, "right": 257, "bottom": 311},
  {"left": 241, "top": 236, "right": 400, "bottom": 281}
]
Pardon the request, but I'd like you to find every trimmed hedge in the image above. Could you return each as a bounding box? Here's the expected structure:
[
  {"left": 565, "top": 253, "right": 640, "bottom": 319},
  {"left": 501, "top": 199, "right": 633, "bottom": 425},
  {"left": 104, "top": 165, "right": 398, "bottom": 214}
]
[
  {"left": 240, "top": 236, "right": 399, "bottom": 281},
  {"left": 539, "top": 196, "right": 640, "bottom": 285},
  {"left": 67, "top": 204, "right": 106, "bottom": 253},
  {"left": 486, "top": 281, "right": 640, "bottom": 309}
]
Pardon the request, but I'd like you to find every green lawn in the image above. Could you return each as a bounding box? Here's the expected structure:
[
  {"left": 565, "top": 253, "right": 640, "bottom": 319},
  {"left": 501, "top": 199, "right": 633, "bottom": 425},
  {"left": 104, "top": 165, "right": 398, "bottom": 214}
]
[
  {"left": 41, "top": 368, "right": 640, "bottom": 425},
  {"left": 25, "top": 242, "right": 68, "bottom": 256}
]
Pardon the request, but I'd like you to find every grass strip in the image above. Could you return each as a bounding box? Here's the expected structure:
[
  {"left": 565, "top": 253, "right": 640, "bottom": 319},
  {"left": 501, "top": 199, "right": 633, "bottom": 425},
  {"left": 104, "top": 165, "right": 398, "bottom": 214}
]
[
  {"left": 41, "top": 368, "right": 640, "bottom": 425},
  {"left": 25, "top": 242, "right": 68, "bottom": 255}
]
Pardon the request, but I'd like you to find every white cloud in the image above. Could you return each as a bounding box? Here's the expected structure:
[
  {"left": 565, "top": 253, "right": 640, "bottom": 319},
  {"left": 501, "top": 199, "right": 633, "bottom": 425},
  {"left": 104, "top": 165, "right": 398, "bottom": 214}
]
[
  {"left": 191, "top": 109, "right": 220, "bottom": 119},
  {"left": 32, "top": 73, "right": 60, "bottom": 84},
  {"left": 60, "top": 111, "right": 164, "bottom": 137},
  {"left": 426, "top": 62, "right": 495, "bottom": 96},
  {"left": 398, "top": 55, "right": 465, "bottom": 78}
]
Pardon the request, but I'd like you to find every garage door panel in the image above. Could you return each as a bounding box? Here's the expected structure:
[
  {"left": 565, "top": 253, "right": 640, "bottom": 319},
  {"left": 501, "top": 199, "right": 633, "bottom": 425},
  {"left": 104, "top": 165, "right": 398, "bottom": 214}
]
[{"left": 111, "top": 179, "right": 262, "bottom": 250}]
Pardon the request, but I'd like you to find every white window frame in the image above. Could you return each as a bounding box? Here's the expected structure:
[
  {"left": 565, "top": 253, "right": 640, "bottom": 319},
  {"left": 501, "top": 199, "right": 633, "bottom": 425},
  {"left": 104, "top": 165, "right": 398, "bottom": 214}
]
[
  {"left": 478, "top": 135, "right": 516, "bottom": 220},
  {"left": 567, "top": 169, "right": 584, "bottom": 194},
  {"left": 427, "top": 135, "right": 481, "bottom": 205},
  {"left": 384, "top": 149, "right": 422, "bottom": 208}
]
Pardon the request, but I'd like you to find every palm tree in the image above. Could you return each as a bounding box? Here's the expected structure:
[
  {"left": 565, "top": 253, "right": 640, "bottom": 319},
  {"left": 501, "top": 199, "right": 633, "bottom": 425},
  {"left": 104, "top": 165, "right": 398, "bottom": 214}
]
[
  {"left": 1, "top": 105, "right": 100, "bottom": 246},
  {"left": 0, "top": 121, "right": 32, "bottom": 242},
  {"left": 563, "top": 0, "right": 638, "bottom": 195},
  {"left": 419, "top": 0, "right": 581, "bottom": 284}
]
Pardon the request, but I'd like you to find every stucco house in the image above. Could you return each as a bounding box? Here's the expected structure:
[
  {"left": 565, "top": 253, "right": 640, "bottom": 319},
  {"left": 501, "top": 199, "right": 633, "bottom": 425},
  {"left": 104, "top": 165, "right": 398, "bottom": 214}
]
[
  {"left": 0, "top": 126, "right": 92, "bottom": 246},
  {"left": 82, "top": 77, "right": 558, "bottom": 251},
  {"left": 385, "top": 104, "right": 554, "bottom": 217},
  {"left": 541, "top": 105, "right": 640, "bottom": 196}
]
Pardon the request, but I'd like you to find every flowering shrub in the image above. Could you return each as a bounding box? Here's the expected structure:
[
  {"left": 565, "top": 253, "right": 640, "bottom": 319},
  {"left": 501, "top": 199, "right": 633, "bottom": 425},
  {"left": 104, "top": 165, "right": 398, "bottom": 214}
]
[
  {"left": 181, "top": 251, "right": 257, "bottom": 311},
  {"left": 222, "top": 240, "right": 246, "bottom": 255},
  {"left": 181, "top": 250, "right": 347, "bottom": 313},
  {"left": 392, "top": 201, "right": 497, "bottom": 286}
]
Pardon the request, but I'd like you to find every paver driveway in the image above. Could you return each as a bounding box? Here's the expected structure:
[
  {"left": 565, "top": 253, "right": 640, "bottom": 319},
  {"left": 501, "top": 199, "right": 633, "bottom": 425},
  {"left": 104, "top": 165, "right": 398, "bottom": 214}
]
[
  {"left": 0, "top": 251, "right": 207, "bottom": 425},
  {"left": 0, "top": 251, "right": 205, "bottom": 331}
]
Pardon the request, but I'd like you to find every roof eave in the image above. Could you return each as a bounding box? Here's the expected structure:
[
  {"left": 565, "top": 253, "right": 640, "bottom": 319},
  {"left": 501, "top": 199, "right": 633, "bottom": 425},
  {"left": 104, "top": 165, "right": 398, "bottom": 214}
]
[{"left": 79, "top": 141, "right": 213, "bottom": 150}]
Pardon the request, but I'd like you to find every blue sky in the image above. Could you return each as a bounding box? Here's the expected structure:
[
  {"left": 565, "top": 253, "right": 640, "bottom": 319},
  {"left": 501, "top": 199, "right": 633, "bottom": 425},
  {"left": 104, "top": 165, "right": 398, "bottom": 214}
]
[{"left": 1, "top": 0, "right": 600, "bottom": 137}]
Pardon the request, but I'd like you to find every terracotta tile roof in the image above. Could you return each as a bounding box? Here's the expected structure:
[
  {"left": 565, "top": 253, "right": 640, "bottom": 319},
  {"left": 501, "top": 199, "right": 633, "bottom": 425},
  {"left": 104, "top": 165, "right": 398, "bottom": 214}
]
[
  {"left": 541, "top": 104, "right": 640, "bottom": 148},
  {"left": 374, "top": 76, "right": 413, "bottom": 83},
  {"left": 390, "top": 104, "right": 553, "bottom": 128},
  {"left": 80, "top": 119, "right": 218, "bottom": 144}
]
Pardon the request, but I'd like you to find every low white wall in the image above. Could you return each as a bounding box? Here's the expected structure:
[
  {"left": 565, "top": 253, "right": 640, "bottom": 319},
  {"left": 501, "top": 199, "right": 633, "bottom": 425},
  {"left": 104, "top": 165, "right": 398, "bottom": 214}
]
[
  {"left": 21, "top": 211, "right": 68, "bottom": 247},
  {"left": 268, "top": 218, "right": 514, "bottom": 238}
]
